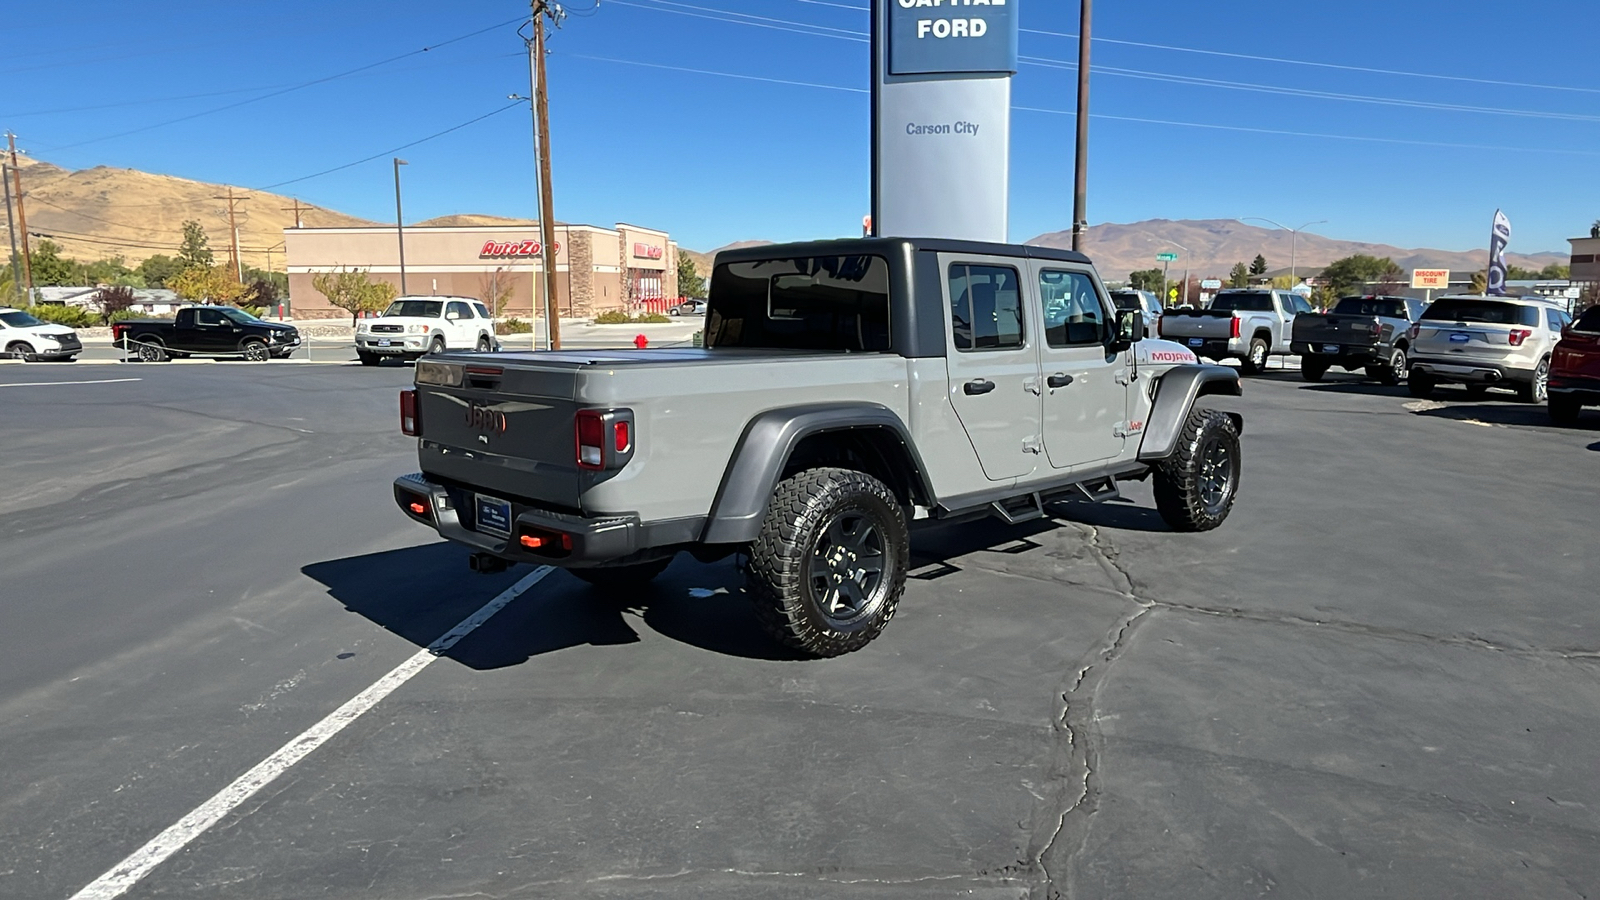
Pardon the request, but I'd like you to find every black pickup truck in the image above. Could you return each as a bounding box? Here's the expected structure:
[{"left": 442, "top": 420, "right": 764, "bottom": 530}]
[
  {"left": 1291, "top": 295, "right": 1427, "bottom": 384},
  {"left": 112, "top": 306, "right": 301, "bottom": 362}
]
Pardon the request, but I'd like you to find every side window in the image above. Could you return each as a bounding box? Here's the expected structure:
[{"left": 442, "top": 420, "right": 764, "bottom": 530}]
[
  {"left": 472, "top": 302, "right": 491, "bottom": 319},
  {"left": 949, "top": 264, "right": 1024, "bottom": 351},
  {"left": 1545, "top": 309, "right": 1565, "bottom": 332},
  {"left": 1409, "top": 300, "right": 1427, "bottom": 321},
  {"left": 446, "top": 301, "right": 471, "bottom": 320},
  {"left": 196, "top": 309, "right": 225, "bottom": 326},
  {"left": 1039, "top": 269, "right": 1105, "bottom": 348}
]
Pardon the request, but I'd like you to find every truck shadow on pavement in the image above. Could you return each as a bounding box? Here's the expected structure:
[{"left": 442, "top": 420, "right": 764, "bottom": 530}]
[
  {"left": 1296, "top": 381, "right": 1411, "bottom": 398},
  {"left": 303, "top": 543, "right": 806, "bottom": 667}
]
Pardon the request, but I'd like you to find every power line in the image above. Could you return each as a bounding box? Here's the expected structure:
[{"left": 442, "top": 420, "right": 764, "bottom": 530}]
[
  {"left": 561, "top": 52, "right": 865, "bottom": 93},
  {"left": 39, "top": 16, "right": 526, "bottom": 153},
  {"left": 606, "top": 0, "right": 865, "bottom": 42}
]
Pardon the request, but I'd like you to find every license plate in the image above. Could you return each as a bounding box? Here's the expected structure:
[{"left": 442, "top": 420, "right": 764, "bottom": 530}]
[
  {"left": 1187, "top": 338, "right": 1204, "bottom": 347},
  {"left": 1321, "top": 344, "right": 1339, "bottom": 354},
  {"left": 377, "top": 339, "right": 392, "bottom": 347},
  {"left": 1449, "top": 333, "right": 1470, "bottom": 343},
  {"left": 475, "top": 495, "right": 513, "bottom": 538}
]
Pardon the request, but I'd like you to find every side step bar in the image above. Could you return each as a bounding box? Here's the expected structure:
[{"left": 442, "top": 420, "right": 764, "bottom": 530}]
[{"left": 987, "top": 476, "right": 1123, "bottom": 526}]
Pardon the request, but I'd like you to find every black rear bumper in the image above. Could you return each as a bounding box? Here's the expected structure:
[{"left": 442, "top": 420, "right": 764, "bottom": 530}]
[{"left": 392, "top": 473, "right": 701, "bottom": 567}]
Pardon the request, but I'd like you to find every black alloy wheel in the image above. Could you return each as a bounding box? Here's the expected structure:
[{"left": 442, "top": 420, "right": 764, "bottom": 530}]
[
  {"left": 1153, "top": 408, "right": 1242, "bottom": 532},
  {"left": 136, "top": 340, "right": 168, "bottom": 363},
  {"left": 748, "top": 467, "right": 909, "bottom": 657},
  {"left": 242, "top": 340, "right": 270, "bottom": 362}
]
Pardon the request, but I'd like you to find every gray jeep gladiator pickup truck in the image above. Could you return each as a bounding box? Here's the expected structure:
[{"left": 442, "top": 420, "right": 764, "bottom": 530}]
[
  {"left": 1291, "top": 295, "right": 1427, "bottom": 384},
  {"left": 393, "top": 238, "right": 1245, "bottom": 656}
]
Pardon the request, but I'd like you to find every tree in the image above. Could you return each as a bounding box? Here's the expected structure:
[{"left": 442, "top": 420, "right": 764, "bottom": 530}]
[
  {"left": 137, "top": 254, "right": 186, "bottom": 288},
  {"left": 1128, "top": 268, "right": 1164, "bottom": 291},
  {"left": 1228, "top": 262, "right": 1249, "bottom": 288},
  {"left": 178, "top": 220, "right": 214, "bottom": 269},
  {"left": 170, "top": 265, "right": 243, "bottom": 305},
  {"left": 92, "top": 285, "right": 138, "bottom": 323},
  {"left": 479, "top": 267, "right": 515, "bottom": 317},
  {"left": 1469, "top": 269, "right": 1488, "bottom": 294},
  {"left": 29, "top": 240, "right": 75, "bottom": 286},
  {"left": 1249, "top": 254, "right": 1268, "bottom": 276},
  {"left": 1539, "top": 263, "right": 1570, "bottom": 280},
  {"left": 241, "top": 278, "right": 281, "bottom": 311},
  {"left": 312, "top": 267, "right": 391, "bottom": 324},
  {"left": 1320, "top": 254, "right": 1403, "bottom": 298},
  {"left": 1591, "top": 220, "right": 1599, "bottom": 239},
  {"left": 677, "top": 254, "right": 705, "bottom": 299}
]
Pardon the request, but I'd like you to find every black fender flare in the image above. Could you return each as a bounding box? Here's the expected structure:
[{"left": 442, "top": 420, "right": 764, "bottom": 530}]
[
  {"left": 701, "top": 403, "right": 934, "bottom": 544},
  {"left": 1138, "top": 365, "right": 1244, "bottom": 462}
]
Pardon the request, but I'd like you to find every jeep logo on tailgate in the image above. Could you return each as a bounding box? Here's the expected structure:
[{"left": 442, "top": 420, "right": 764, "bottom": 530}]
[{"left": 465, "top": 401, "right": 508, "bottom": 433}]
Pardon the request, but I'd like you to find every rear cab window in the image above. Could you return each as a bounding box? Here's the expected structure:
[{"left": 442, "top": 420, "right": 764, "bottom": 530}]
[
  {"left": 1422, "top": 299, "right": 1538, "bottom": 326},
  {"left": 706, "top": 255, "right": 891, "bottom": 351},
  {"left": 1210, "top": 292, "right": 1274, "bottom": 313},
  {"left": 1332, "top": 297, "right": 1408, "bottom": 318}
]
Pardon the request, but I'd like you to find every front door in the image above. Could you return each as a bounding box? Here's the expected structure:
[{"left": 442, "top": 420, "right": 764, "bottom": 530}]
[
  {"left": 942, "top": 256, "right": 1042, "bottom": 482},
  {"left": 1033, "top": 265, "right": 1128, "bottom": 467},
  {"left": 191, "top": 307, "right": 234, "bottom": 351}
]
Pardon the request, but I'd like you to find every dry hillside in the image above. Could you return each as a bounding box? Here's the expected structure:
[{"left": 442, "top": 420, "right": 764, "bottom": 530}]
[{"left": 2, "top": 154, "right": 377, "bottom": 270}]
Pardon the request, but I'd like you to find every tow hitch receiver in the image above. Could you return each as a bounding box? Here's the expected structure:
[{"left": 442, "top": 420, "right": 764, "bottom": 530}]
[{"left": 469, "top": 552, "right": 511, "bottom": 574}]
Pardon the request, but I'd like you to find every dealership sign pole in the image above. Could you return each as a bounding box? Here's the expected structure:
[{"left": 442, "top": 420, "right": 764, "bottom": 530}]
[{"left": 871, "top": 0, "right": 1019, "bottom": 243}]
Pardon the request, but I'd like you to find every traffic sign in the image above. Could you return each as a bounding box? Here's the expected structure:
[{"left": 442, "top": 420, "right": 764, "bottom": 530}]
[
  {"left": 1200, "top": 278, "right": 1222, "bottom": 290},
  {"left": 1156, "top": 252, "right": 1179, "bottom": 262}
]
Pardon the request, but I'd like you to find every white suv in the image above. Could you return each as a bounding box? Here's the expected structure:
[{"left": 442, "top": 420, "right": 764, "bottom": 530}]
[
  {"left": 1, "top": 307, "right": 83, "bottom": 361},
  {"left": 355, "top": 296, "right": 499, "bottom": 366},
  {"left": 1408, "top": 295, "right": 1571, "bottom": 403}
]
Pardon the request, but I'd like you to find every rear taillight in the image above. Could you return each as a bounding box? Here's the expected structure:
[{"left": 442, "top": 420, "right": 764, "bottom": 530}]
[
  {"left": 1408, "top": 324, "right": 1421, "bottom": 341},
  {"left": 1508, "top": 329, "right": 1532, "bottom": 347},
  {"left": 1371, "top": 321, "right": 1383, "bottom": 336},
  {"left": 575, "top": 408, "right": 635, "bottom": 471},
  {"left": 400, "top": 389, "right": 421, "bottom": 436},
  {"left": 1230, "top": 316, "right": 1241, "bottom": 340}
]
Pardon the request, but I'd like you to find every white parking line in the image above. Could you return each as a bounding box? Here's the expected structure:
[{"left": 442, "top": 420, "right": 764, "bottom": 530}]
[
  {"left": 0, "top": 378, "right": 142, "bottom": 388},
  {"left": 68, "top": 565, "right": 553, "bottom": 900}
]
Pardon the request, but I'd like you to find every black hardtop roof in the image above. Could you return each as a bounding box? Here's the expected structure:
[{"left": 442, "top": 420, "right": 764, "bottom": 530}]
[{"left": 712, "top": 237, "right": 1093, "bottom": 266}]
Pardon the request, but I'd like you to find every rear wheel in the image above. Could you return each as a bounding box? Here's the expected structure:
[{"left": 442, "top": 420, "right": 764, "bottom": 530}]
[
  {"left": 748, "top": 467, "right": 908, "bottom": 657},
  {"left": 1516, "top": 358, "right": 1550, "bottom": 403},
  {"left": 1153, "top": 409, "right": 1241, "bottom": 533},
  {"left": 1548, "top": 394, "right": 1582, "bottom": 425},
  {"left": 1372, "top": 347, "right": 1407, "bottom": 386},
  {"left": 1241, "top": 337, "right": 1269, "bottom": 375},
  {"left": 568, "top": 558, "right": 673, "bottom": 591},
  {"left": 1300, "top": 358, "right": 1328, "bottom": 382},
  {"left": 1407, "top": 370, "right": 1435, "bottom": 398},
  {"left": 135, "top": 338, "right": 168, "bottom": 363}
]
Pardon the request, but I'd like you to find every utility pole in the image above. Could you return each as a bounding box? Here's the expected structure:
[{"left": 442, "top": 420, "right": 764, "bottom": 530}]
[
  {"left": 2, "top": 163, "right": 21, "bottom": 304},
  {"left": 214, "top": 187, "right": 248, "bottom": 282},
  {"left": 393, "top": 158, "right": 409, "bottom": 295},
  {"left": 1070, "top": 0, "right": 1091, "bottom": 252},
  {"left": 527, "top": 0, "right": 564, "bottom": 350},
  {"left": 281, "top": 198, "right": 304, "bottom": 229},
  {"left": 7, "top": 133, "right": 33, "bottom": 298}
]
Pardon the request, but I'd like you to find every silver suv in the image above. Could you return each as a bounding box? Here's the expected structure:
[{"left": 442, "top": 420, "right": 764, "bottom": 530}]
[{"left": 1408, "top": 295, "right": 1571, "bottom": 403}]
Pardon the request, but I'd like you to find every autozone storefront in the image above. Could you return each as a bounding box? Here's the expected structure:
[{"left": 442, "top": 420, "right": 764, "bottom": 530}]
[{"left": 284, "top": 222, "right": 678, "bottom": 319}]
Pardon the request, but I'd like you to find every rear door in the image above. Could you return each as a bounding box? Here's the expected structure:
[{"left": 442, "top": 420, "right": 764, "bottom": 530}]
[
  {"left": 941, "top": 255, "right": 1042, "bottom": 482},
  {"left": 445, "top": 300, "right": 475, "bottom": 348},
  {"left": 1033, "top": 264, "right": 1127, "bottom": 467}
]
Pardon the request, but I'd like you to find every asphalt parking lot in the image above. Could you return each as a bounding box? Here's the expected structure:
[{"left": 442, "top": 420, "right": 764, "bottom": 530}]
[{"left": 1, "top": 362, "right": 1596, "bottom": 899}]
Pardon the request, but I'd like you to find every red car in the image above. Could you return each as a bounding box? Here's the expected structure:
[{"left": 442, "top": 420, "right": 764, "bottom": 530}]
[{"left": 1549, "top": 305, "right": 1600, "bottom": 424}]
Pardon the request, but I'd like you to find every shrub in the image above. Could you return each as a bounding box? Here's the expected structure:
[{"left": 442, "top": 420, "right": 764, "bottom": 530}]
[
  {"left": 109, "top": 308, "right": 163, "bottom": 324},
  {"left": 496, "top": 318, "right": 534, "bottom": 335},
  {"left": 25, "top": 304, "right": 98, "bottom": 328},
  {"left": 93, "top": 285, "right": 138, "bottom": 323},
  {"left": 594, "top": 310, "right": 672, "bottom": 325}
]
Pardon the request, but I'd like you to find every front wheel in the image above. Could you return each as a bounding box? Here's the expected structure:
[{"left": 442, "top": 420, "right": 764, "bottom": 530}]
[
  {"left": 242, "top": 340, "right": 270, "bottom": 362},
  {"left": 1240, "top": 338, "right": 1269, "bottom": 375},
  {"left": 1153, "top": 408, "right": 1241, "bottom": 533},
  {"left": 5, "top": 342, "right": 34, "bottom": 362},
  {"left": 1516, "top": 358, "right": 1550, "bottom": 404},
  {"left": 748, "top": 467, "right": 909, "bottom": 657},
  {"left": 426, "top": 336, "right": 446, "bottom": 355}
]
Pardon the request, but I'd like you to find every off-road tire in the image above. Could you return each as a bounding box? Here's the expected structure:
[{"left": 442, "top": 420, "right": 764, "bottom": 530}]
[
  {"left": 1407, "top": 370, "right": 1435, "bottom": 398},
  {"left": 1515, "top": 358, "right": 1550, "bottom": 404},
  {"left": 1153, "top": 408, "right": 1241, "bottom": 533},
  {"left": 1240, "top": 337, "right": 1270, "bottom": 375},
  {"left": 1548, "top": 394, "right": 1582, "bottom": 425},
  {"left": 242, "top": 339, "right": 270, "bottom": 362},
  {"left": 1300, "top": 358, "right": 1328, "bottom": 382},
  {"left": 569, "top": 558, "right": 673, "bottom": 591},
  {"left": 748, "top": 467, "right": 909, "bottom": 657}
]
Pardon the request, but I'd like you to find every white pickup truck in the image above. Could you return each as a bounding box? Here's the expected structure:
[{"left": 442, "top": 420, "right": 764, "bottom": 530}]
[
  {"left": 1158, "top": 288, "right": 1312, "bottom": 374},
  {"left": 355, "top": 296, "right": 499, "bottom": 365}
]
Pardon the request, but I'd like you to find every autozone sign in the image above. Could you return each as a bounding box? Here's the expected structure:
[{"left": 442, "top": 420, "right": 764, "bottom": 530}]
[
  {"left": 480, "top": 240, "right": 560, "bottom": 259},
  {"left": 633, "top": 242, "right": 664, "bottom": 260}
]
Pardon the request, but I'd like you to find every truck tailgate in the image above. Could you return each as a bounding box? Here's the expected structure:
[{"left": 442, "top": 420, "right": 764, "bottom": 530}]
[
  {"left": 1159, "top": 311, "right": 1235, "bottom": 340},
  {"left": 1293, "top": 314, "right": 1380, "bottom": 349},
  {"left": 416, "top": 358, "right": 582, "bottom": 511}
]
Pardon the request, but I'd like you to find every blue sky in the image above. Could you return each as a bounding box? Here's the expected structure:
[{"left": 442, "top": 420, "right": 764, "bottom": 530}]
[{"left": 4, "top": 0, "right": 1595, "bottom": 254}]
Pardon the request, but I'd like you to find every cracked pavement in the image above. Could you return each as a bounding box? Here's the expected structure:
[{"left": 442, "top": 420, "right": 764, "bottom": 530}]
[{"left": 1, "top": 366, "right": 1596, "bottom": 899}]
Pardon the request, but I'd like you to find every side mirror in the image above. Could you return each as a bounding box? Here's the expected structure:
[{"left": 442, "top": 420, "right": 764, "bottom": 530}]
[
  {"left": 444, "top": 312, "right": 458, "bottom": 321},
  {"left": 1110, "top": 309, "right": 1144, "bottom": 352}
]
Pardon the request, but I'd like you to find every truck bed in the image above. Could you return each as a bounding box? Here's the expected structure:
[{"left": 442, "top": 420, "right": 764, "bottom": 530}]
[
  {"left": 1292, "top": 314, "right": 1381, "bottom": 351},
  {"left": 1158, "top": 310, "right": 1236, "bottom": 340}
]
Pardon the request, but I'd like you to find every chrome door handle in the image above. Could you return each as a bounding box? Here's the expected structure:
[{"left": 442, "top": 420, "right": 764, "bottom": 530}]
[
  {"left": 1047, "top": 373, "right": 1074, "bottom": 388},
  {"left": 963, "top": 378, "right": 996, "bottom": 395}
]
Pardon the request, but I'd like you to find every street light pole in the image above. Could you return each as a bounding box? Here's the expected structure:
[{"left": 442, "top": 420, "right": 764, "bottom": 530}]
[
  {"left": 393, "top": 158, "right": 409, "bottom": 296},
  {"left": 1239, "top": 217, "right": 1326, "bottom": 286},
  {"left": 1070, "top": 0, "right": 1091, "bottom": 252}
]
